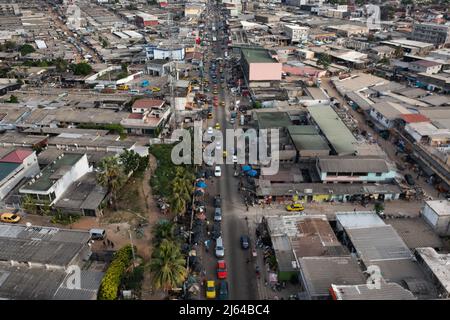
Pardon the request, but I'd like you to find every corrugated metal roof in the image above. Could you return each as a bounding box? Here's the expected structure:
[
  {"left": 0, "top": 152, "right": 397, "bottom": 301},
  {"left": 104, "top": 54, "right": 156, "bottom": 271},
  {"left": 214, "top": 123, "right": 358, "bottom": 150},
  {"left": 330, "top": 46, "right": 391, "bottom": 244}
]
[
  {"left": 345, "top": 225, "right": 412, "bottom": 264},
  {"left": 336, "top": 211, "right": 385, "bottom": 229},
  {"left": 331, "top": 281, "right": 416, "bottom": 300},
  {"left": 318, "top": 157, "right": 390, "bottom": 173},
  {"left": 300, "top": 256, "right": 366, "bottom": 297}
]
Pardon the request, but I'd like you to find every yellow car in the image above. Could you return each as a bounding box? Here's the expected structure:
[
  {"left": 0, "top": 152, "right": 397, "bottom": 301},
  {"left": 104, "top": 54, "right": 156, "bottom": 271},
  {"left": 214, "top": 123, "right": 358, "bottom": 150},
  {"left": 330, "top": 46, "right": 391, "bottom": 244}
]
[
  {"left": 150, "top": 86, "right": 161, "bottom": 92},
  {"left": 220, "top": 101, "right": 225, "bottom": 107},
  {"left": 214, "top": 122, "right": 220, "bottom": 130},
  {"left": 286, "top": 203, "right": 305, "bottom": 212},
  {"left": 0, "top": 213, "right": 21, "bottom": 223},
  {"left": 223, "top": 150, "right": 227, "bottom": 158},
  {"left": 207, "top": 112, "right": 213, "bottom": 119},
  {"left": 213, "top": 90, "right": 218, "bottom": 94},
  {"left": 206, "top": 280, "right": 216, "bottom": 299}
]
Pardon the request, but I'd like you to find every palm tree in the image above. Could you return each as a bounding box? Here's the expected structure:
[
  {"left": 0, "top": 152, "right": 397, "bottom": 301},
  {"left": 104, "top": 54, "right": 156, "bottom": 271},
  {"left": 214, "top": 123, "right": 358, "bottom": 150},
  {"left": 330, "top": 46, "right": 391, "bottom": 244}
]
[
  {"left": 97, "top": 156, "right": 126, "bottom": 210},
  {"left": 153, "top": 220, "right": 176, "bottom": 245},
  {"left": 149, "top": 239, "right": 187, "bottom": 291},
  {"left": 169, "top": 191, "right": 187, "bottom": 216}
]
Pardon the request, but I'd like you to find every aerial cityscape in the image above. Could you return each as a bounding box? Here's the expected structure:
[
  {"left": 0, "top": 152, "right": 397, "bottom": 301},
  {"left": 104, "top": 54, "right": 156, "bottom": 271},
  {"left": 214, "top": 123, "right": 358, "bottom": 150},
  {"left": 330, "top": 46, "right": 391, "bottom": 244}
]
[{"left": 0, "top": 0, "right": 450, "bottom": 303}]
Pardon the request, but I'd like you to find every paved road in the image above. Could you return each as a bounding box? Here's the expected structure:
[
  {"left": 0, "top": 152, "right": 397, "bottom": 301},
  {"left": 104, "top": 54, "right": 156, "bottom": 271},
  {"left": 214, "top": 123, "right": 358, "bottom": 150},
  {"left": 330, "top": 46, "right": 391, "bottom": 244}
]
[{"left": 201, "top": 5, "right": 258, "bottom": 300}]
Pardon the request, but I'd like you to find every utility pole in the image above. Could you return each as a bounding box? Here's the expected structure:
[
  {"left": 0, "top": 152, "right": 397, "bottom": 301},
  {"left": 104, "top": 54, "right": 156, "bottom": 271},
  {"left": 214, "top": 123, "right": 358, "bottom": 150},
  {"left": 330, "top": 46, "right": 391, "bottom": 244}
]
[{"left": 128, "top": 229, "right": 136, "bottom": 271}]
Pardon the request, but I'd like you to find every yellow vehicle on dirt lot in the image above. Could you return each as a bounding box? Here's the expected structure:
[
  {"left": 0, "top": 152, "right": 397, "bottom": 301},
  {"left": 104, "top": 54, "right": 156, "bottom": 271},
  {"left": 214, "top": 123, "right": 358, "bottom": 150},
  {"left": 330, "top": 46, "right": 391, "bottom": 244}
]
[
  {"left": 117, "top": 84, "right": 129, "bottom": 90},
  {"left": 0, "top": 213, "right": 21, "bottom": 223},
  {"left": 286, "top": 203, "right": 305, "bottom": 212},
  {"left": 150, "top": 86, "right": 161, "bottom": 92},
  {"left": 214, "top": 122, "right": 220, "bottom": 130}
]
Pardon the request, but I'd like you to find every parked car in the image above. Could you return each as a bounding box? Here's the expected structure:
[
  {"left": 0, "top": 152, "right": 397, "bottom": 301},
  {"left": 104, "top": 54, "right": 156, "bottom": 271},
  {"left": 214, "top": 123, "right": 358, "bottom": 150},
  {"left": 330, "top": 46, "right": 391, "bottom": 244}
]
[
  {"left": 240, "top": 235, "right": 250, "bottom": 249},
  {"left": 218, "top": 281, "right": 229, "bottom": 300},
  {"left": 219, "top": 280, "right": 228, "bottom": 300},
  {"left": 404, "top": 174, "right": 415, "bottom": 186},
  {"left": 214, "top": 165, "right": 222, "bottom": 177},
  {"left": 0, "top": 213, "right": 21, "bottom": 224},
  {"left": 212, "top": 221, "right": 222, "bottom": 239},
  {"left": 206, "top": 280, "right": 216, "bottom": 299},
  {"left": 217, "top": 260, "right": 227, "bottom": 279},
  {"left": 215, "top": 236, "right": 225, "bottom": 257},
  {"left": 214, "top": 195, "right": 221, "bottom": 207},
  {"left": 286, "top": 203, "right": 304, "bottom": 212},
  {"left": 214, "top": 207, "right": 222, "bottom": 221}
]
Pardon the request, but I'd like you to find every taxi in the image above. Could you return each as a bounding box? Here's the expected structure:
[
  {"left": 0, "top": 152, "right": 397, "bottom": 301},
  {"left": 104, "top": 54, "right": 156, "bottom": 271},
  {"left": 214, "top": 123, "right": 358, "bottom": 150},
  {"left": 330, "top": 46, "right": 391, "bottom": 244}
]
[
  {"left": 0, "top": 213, "right": 21, "bottom": 223},
  {"left": 206, "top": 280, "right": 216, "bottom": 299},
  {"left": 286, "top": 203, "right": 305, "bottom": 212}
]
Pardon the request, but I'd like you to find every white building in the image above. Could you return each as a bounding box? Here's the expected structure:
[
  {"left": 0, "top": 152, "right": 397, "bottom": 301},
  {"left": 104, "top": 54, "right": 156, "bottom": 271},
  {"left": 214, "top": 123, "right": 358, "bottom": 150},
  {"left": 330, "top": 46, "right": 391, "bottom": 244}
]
[
  {"left": 421, "top": 200, "right": 450, "bottom": 236},
  {"left": 0, "top": 149, "right": 39, "bottom": 201},
  {"left": 284, "top": 24, "right": 309, "bottom": 43},
  {"left": 19, "top": 153, "right": 91, "bottom": 206},
  {"left": 411, "top": 23, "right": 450, "bottom": 46},
  {"left": 415, "top": 247, "right": 450, "bottom": 298},
  {"left": 409, "top": 60, "right": 443, "bottom": 75},
  {"left": 146, "top": 44, "right": 185, "bottom": 61}
]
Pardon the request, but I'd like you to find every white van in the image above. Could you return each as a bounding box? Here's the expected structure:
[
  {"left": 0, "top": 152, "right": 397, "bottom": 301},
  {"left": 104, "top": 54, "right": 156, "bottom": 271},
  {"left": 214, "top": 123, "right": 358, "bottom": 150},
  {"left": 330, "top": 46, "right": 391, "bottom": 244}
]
[
  {"left": 215, "top": 236, "right": 224, "bottom": 257},
  {"left": 89, "top": 228, "right": 106, "bottom": 240}
]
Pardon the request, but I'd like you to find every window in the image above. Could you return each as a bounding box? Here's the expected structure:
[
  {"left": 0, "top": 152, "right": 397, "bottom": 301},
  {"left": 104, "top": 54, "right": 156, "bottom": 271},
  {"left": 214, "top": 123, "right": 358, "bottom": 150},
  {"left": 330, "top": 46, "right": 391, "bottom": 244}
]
[{"left": 376, "top": 173, "right": 383, "bottom": 177}]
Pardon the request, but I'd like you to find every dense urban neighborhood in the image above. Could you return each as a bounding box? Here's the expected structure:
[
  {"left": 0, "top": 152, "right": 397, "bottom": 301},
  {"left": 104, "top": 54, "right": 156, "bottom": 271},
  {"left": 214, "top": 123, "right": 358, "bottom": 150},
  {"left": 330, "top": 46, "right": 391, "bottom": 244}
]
[{"left": 0, "top": 0, "right": 450, "bottom": 302}]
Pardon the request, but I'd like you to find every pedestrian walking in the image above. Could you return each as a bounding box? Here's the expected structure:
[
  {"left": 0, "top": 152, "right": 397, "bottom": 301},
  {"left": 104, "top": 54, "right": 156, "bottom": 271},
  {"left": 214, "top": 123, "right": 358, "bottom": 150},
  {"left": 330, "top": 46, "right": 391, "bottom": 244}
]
[
  {"left": 111, "top": 241, "right": 114, "bottom": 248},
  {"left": 116, "top": 226, "right": 120, "bottom": 232}
]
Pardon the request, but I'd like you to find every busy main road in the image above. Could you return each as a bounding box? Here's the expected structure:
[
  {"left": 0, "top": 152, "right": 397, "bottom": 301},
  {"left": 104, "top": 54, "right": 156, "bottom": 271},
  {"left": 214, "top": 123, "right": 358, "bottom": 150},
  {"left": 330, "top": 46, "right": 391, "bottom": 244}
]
[{"left": 201, "top": 4, "right": 258, "bottom": 300}]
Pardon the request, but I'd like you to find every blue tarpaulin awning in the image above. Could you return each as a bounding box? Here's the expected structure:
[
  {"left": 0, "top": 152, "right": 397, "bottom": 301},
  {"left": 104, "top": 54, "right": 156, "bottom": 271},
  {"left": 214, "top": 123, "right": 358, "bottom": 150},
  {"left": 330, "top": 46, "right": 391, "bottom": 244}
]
[
  {"left": 196, "top": 181, "right": 207, "bottom": 188},
  {"left": 247, "top": 169, "right": 258, "bottom": 177},
  {"left": 242, "top": 165, "right": 252, "bottom": 172}
]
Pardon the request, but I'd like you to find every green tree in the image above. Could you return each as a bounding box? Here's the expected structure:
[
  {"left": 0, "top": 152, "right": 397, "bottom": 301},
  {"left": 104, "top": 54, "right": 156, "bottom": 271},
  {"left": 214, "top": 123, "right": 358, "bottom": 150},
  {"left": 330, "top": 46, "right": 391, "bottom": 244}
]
[
  {"left": 119, "top": 149, "right": 148, "bottom": 176},
  {"left": 22, "top": 194, "right": 38, "bottom": 215},
  {"left": 19, "top": 44, "right": 35, "bottom": 56},
  {"left": 98, "top": 245, "right": 134, "bottom": 300},
  {"left": 149, "top": 239, "right": 187, "bottom": 291},
  {"left": 97, "top": 156, "right": 127, "bottom": 210},
  {"left": 153, "top": 220, "right": 176, "bottom": 246},
  {"left": 317, "top": 53, "right": 331, "bottom": 69},
  {"left": 374, "top": 202, "right": 385, "bottom": 215},
  {"left": 7, "top": 95, "right": 19, "bottom": 103},
  {"left": 54, "top": 58, "right": 68, "bottom": 73},
  {"left": 69, "top": 62, "right": 92, "bottom": 76}
]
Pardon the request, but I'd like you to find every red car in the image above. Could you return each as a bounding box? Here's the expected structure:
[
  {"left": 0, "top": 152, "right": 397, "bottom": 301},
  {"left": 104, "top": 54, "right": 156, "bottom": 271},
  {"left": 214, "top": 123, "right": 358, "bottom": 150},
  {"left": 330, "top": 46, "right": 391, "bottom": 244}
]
[
  {"left": 213, "top": 101, "right": 219, "bottom": 107},
  {"left": 213, "top": 96, "right": 218, "bottom": 101},
  {"left": 217, "top": 260, "right": 227, "bottom": 279}
]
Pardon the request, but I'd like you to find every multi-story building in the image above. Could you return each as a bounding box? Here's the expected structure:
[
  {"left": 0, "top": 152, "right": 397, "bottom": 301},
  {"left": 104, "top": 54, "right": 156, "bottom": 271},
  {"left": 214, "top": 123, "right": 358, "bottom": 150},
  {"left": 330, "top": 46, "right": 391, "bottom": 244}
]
[
  {"left": 222, "top": 0, "right": 242, "bottom": 16},
  {"left": 411, "top": 23, "right": 450, "bottom": 46},
  {"left": 145, "top": 44, "right": 185, "bottom": 61},
  {"left": 409, "top": 60, "right": 443, "bottom": 75},
  {"left": 0, "top": 149, "right": 39, "bottom": 201},
  {"left": 19, "top": 153, "right": 91, "bottom": 206},
  {"left": 240, "top": 47, "right": 282, "bottom": 82},
  {"left": 121, "top": 98, "right": 171, "bottom": 136},
  {"left": 283, "top": 24, "right": 309, "bottom": 43},
  {"left": 315, "top": 157, "right": 397, "bottom": 183},
  {"left": 135, "top": 12, "right": 158, "bottom": 28}
]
